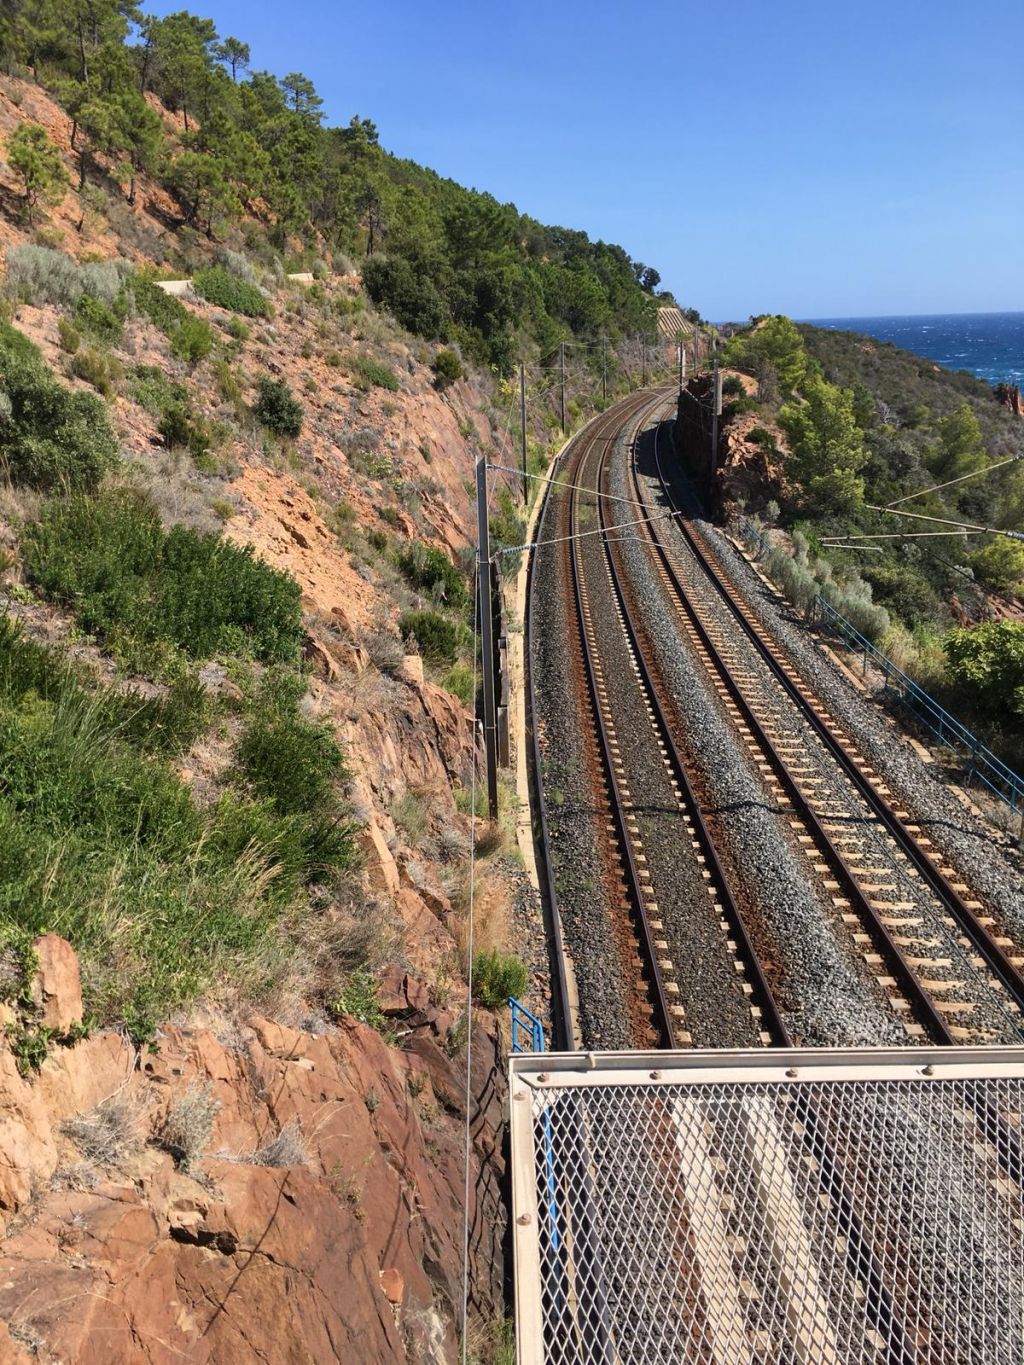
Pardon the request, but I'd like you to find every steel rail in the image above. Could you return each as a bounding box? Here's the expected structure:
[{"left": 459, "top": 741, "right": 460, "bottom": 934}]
[
  {"left": 592, "top": 412, "right": 793, "bottom": 1049},
  {"left": 525, "top": 426, "right": 583, "bottom": 1052},
  {"left": 651, "top": 421, "right": 1024, "bottom": 1034},
  {"left": 566, "top": 393, "right": 677, "bottom": 1048}
]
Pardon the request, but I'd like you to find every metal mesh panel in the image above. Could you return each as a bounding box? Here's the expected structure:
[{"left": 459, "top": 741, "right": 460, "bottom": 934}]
[{"left": 510, "top": 1051, "right": 1024, "bottom": 1364}]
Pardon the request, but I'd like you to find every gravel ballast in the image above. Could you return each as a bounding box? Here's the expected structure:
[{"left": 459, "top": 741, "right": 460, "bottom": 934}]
[{"left": 613, "top": 428, "right": 904, "bottom": 1046}]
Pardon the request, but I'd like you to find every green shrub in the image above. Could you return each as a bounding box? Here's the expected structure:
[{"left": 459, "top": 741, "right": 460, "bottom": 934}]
[
  {"left": 74, "top": 293, "right": 123, "bottom": 345},
  {"left": 213, "top": 359, "right": 243, "bottom": 404},
  {"left": 226, "top": 316, "right": 250, "bottom": 342},
  {"left": 0, "top": 331, "right": 118, "bottom": 489},
  {"left": 349, "top": 353, "right": 400, "bottom": 392},
  {"left": 972, "top": 538, "right": 1024, "bottom": 592},
  {"left": 472, "top": 949, "right": 528, "bottom": 1007},
  {"left": 442, "top": 663, "right": 474, "bottom": 704},
  {"left": 235, "top": 671, "right": 346, "bottom": 818},
  {"left": 57, "top": 317, "right": 80, "bottom": 353},
  {"left": 431, "top": 348, "right": 463, "bottom": 390},
  {"left": 362, "top": 255, "right": 450, "bottom": 339},
  {"left": 130, "top": 364, "right": 187, "bottom": 416},
  {"left": 944, "top": 621, "right": 1024, "bottom": 722},
  {"left": 70, "top": 346, "right": 122, "bottom": 397},
  {"left": 398, "top": 609, "right": 458, "bottom": 663},
  {"left": 24, "top": 489, "right": 304, "bottom": 665},
  {"left": 0, "top": 617, "right": 209, "bottom": 757},
  {"left": 130, "top": 275, "right": 191, "bottom": 333},
  {"left": 332, "top": 965, "right": 388, "bottom": 1031},
  {"left": 397, "top": 541, "right": 469, "bottom": 608},
  {"left": 0, "top": 634, "right": 353, "bottom": 1035},
  {"left": 193, "top": 266, "right": 269, "bottom": 318},
  {"left": 254, "top": 377, "right": 303, "bottom": 437},
  {"left": 489, "top": 488, "right": 525, "bottom": 556},
  {"left": 158, "top": 403, "right": 211, "bottom": 463},
  {"left": 170, "top": 316, "right": 214, "bottom": 364}
]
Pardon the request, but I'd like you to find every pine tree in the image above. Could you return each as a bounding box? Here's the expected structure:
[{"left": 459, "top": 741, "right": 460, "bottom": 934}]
[{"left": 7, "top": 123, "right": 68, "bottom": 222}]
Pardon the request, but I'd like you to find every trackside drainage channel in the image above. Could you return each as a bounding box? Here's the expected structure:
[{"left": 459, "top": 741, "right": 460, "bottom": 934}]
[{"left": 509, "top": 1047, "right": 1024, "bottom": 1364}]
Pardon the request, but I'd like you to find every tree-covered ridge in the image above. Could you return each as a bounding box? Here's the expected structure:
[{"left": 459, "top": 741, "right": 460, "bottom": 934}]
[
  {"left": 0, "top": 1, "right": 668, "bottom": 370},
  {"left": 720, "top": 316, "right": 1024, "bottom": 768}
]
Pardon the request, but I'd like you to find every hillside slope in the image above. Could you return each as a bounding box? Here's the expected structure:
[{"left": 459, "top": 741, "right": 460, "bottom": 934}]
[
  {"left": 707, "top": 315, "right": 1024, "bottom": 774},
  {"left": 0, "top": 46, "right": 677, "bottom": 1363}
]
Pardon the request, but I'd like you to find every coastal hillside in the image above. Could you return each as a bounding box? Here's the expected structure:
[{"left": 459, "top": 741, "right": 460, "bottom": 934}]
[
  {"left": 705, "top": 315, "right": 1024, "bottom": 772},
  {"left": 0, "top": 5, "right": 684, "bottom": 1360}
]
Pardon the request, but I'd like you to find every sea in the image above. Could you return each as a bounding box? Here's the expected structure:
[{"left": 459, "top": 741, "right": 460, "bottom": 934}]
[{"left": 802, "top": 311, "right": 1024, "bottom": 388}]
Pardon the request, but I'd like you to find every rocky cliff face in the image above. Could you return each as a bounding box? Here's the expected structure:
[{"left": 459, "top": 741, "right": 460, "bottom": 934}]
[
  {"left": 0, "top": 74, "right": 533, "bottom": 1363},
  {"left": 0, "top": 942, "right": 506, "bottom": 1363}
]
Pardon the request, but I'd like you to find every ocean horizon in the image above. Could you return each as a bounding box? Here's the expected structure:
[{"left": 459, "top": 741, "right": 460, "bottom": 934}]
[{"left": 801, "top": 310, "right": 1024, "bottom": 387}]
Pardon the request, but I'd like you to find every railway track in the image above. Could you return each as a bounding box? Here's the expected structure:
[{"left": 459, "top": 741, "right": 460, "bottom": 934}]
[
  {"left": 532, "top": 388, "right": 792, "bottom": 1052},
  {"left": 531, "top": 391, "right": 1024, "bottom": 1055},
  {"left": 561, "top": 391, "right": 677, "bottom": 1048},
  {"left": 525, "top": 396, "right": 1024, "bottom": 1362},
  {"left": 627, "top": 416, "right": 1024, "bottom": 1049}
]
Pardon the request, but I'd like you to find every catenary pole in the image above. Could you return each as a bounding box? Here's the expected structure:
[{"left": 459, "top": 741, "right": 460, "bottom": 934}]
[
  {"left": 519, "top": 360, "right": 528, "bottom": 501},
  {"left": 559, "top": 342, "right": 566, "bottom": 434},
  {"left": 711, "top": 360, "right": 722, "bottom": 472},
  {"left": 475, "top": 456, "right": 500, "bottom": 820},
  {"left": 601, "top": 334, "right": 607, "bottom": 404}
]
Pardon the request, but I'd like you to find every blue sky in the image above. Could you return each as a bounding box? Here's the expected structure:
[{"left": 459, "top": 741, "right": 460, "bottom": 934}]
[{"left": 147, "top": 0, "right": 1023, "bottom": 321}]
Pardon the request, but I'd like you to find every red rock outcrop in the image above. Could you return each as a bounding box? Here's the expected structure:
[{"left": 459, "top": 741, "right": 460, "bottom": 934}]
[
  {"left": 0, "top": 943, "right": 506, "bottom": 1363},
  {"left": 996, "top": 383, "right": 1023, "bottom": 418}
]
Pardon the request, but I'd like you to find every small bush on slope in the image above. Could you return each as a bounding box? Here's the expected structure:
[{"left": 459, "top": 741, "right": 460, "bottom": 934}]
[
  {"left": 0, "top": 323, "right": 118, "bottom": 490},
  {"left": 0, "top": 618, "right": 355, "bottom": 1039},
  {"left": 23, "top": 489, "right": 303, "bottom": 664},
  {"left": 234, "top": 669, "right": 347, "bottom": 818},
  {"left": 398, "top": 609, "right": 458, "bottom": 663},
  {"left": 253, "top": 377, "right": 303, "bottom": 437},
  {"left": 472, "top": 949, "right": 528, "bottom": 1007},
  {"left": 193, "top": 266, "right": 268, "bottom": 318},
  {"left": 397, "top": 541, "right": 468, "bottom": 609}
]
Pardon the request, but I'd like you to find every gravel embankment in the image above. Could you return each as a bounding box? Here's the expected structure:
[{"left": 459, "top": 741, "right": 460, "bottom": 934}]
[
  {"left": 531, "top": 449, "right": 634, "bottom": 1050},
  {"left": 612, "top": 432, "right": 904, "bottom": 1046},
  {"left": 576, "top": 433, "right": 759, "bottom": 1048}
]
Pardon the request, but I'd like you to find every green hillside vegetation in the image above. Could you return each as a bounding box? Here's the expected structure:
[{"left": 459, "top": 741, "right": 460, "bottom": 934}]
[
  {"left": 722, "top": 317, "right": 1024, "bottom": 769},
  {"left": 0, "top": 0, "right": 669, "bottom": 372},
  {"left": 0, "top": 318, "right": 356, "bottom": 1044}
]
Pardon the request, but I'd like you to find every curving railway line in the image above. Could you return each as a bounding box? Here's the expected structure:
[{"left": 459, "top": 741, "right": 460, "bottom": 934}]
[
  {"left": 520, "top": 392, "right": 1024, "bottom": 1362},
  {"left": 527, "top": 389, "right": 1024, "bottom": 1057}
]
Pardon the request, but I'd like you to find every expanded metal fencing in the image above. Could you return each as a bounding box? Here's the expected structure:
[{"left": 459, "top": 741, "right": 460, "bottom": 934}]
[{"left": 510, "top": 1048, "right": 1024, "bottom": 1364}]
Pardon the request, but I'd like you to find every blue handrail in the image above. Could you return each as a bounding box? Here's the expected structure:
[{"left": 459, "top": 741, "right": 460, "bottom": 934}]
[
  {"left": 509, "top": 999, "right": 560, "bottom": 1259},
  {"left": 738, "top": 516, "right": 772, "bottom": 560},
  {"left": 510, "top": 998, "right": 545, "bottom": 1054}
]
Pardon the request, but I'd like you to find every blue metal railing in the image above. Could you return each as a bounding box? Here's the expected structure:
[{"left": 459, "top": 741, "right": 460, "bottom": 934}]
[
  {"left": 738, "top": 516, "right": 772, "bottom": 560},
  {"left": 509, "top": 999, "right": 560, "bottom": 1260},
  {"left": 510, "top": 998, "right": 546, "bottom": 1054},
  {"left": 811, "top": 596, "right": 1024, "bottom": 817}
]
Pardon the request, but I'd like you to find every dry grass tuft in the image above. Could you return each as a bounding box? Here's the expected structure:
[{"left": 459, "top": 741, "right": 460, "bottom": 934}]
[
  {"left": 157, "top": 1080, "right": 221, "bottom": 1170},
  {"left": 252, "top": 1119, "right": 306, "bottom": 1167},
  {"left": 61, "top": 1090, "right": 147, "bottom": 1169}
]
